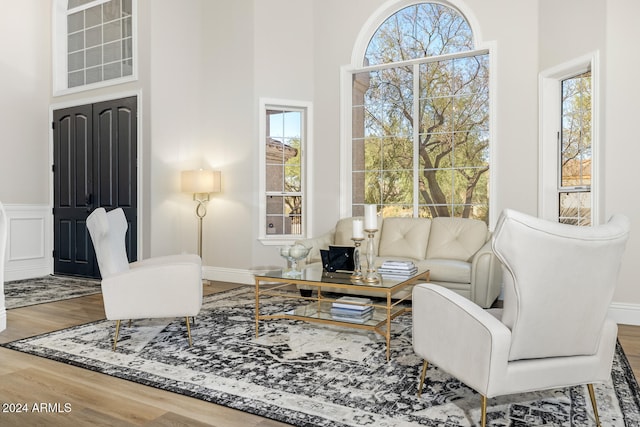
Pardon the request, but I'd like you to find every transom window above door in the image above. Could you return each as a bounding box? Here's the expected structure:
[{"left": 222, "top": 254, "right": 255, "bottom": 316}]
[{"left": 53, "top": 0, "right": 137, "bottom": 95}]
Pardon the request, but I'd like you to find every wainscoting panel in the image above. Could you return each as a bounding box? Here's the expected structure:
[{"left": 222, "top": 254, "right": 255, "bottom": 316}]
[{"left": 3, "top": 204, "right": 52, "bottom": 281}]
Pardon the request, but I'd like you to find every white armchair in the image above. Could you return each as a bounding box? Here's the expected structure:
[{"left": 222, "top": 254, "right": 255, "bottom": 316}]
[
  {"left": 412, "top": 209, "right": 630, "bottom": 427},
  {"left": 87, "top": 207, "right": 202, "bottom": 350}
]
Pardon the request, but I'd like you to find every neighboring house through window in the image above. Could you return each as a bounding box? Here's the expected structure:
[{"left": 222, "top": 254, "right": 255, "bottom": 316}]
[
  {"left": 347, "top": 1, "right": 491, "bottom": 222},
  {"left": 53, "top": 0, "right": 136, "bottom": 95}
]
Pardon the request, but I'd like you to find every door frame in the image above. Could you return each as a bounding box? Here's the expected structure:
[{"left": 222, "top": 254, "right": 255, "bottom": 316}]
[{"left": 48, "top": 89, "right": 144, "bottom": 272}]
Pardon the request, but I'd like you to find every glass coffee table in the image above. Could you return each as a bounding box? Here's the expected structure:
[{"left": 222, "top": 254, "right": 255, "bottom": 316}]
[{"left": 254, "top": 265, "right": 430, "bottom": 361}]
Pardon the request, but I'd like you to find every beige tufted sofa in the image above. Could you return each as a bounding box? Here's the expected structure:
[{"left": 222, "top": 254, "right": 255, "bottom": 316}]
[{"left": 296, "top": 216, "right": 502, "bottom": 308}]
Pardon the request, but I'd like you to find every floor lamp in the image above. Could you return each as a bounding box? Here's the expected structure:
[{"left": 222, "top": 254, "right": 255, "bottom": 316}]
[{"left": 181, "top": 169, "right": 221, "bottom": 258}]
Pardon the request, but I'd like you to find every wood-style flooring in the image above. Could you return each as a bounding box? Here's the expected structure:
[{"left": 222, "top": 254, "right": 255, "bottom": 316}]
[{"left": 0, "top": 280, "right": 638, "bottom": 426}]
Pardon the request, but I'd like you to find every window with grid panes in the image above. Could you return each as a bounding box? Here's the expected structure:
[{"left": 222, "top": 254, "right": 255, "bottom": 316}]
[
  {"left": 260, "top": 100, "right": 310, "bottom": 241},
  {"left": 54, "top": 0, "right": 136, "bottom": 93}
]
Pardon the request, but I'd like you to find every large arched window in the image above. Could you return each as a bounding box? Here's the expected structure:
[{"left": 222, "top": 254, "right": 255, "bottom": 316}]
[{"left": 350, "top": 2, "right": 490, "bottom": 222}]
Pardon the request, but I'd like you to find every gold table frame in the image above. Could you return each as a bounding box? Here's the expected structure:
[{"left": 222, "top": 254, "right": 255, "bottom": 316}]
[{"left": 254, "top": 266, "right": 430, "bottom": 361}]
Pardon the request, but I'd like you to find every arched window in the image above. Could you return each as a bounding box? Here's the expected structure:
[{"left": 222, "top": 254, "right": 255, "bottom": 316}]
[
  {"left": 350, "top": 2, "right": 490, "bottom": 221},
  {"left": 53, "top": 0, "right": 137, "bottom": 95}
]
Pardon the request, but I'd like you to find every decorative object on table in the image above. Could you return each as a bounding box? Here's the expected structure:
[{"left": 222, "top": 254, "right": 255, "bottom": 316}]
[
  {"left": 279, "top": 243, "right": 310, "bottom": 277},
  {"left": 86, "top": 207, "right": 203, "bottom": 350},
  {"left": 5, "top": 287, "right": 639, "bottom": 427},
  {"left": 330, "top": 295, "right": 373, "bottom": 323},
  {"left": 378, "top": 260, "right": 418, "bottom": 279},
  {"left": 181, "top": 168, "right": 222, "bottom": 258},
  {"left": 319, "top": 246, "right": 355, "bottom": 272},
  {"left": 363, "top": 204, "right": 379, "bottom": 283},
  {"left": 412, "top": 209, "right": 630, "bottom": 427},
  {"left": 350, "top": 239, "right": 364, "bottom": 281}
]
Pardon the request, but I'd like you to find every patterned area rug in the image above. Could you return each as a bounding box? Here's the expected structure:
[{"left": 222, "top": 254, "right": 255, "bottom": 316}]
[
  {"left": 4, "top": 275, "right": 101, "bottom": 309},
  {"left": 3, "top": 287, "right": 640, "bottom": 426}
]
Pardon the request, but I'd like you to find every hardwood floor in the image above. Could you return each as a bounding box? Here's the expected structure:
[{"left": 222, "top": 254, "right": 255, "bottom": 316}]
[{"left": 0, "top": 281, "right": 639, "bottom": 426}]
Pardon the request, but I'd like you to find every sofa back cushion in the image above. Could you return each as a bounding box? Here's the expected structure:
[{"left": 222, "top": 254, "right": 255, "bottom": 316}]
[
  {"left": 426, "top": 217, "right": 488, "bottom": 261},
  {"left": 334, "top": 216, "right": 382, "bottom": 256},
  {"left": 378, "top": 217, "right": 431, "bottom": 260}
]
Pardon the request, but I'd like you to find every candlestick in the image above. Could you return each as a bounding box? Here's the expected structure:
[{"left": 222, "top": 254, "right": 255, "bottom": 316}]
[
  {"left": 364, "top": 228, "right": 379, "bottom": 283},
  {"left": 364, "top": 204, "right": 377, "bottom": 230},
  {"left": 352, "top": 218, "right": 364, "bottom": 239},
  {"left": 350, "top": 238, "right": 364, "bottom": 281}
]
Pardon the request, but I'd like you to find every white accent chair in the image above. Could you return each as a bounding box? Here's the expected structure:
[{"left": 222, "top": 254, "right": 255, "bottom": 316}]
[
  {"left": 412, "top": 209, "right": 630, "bottom": 427},
  {"left": 87, "top": 207, "right": 202, "bottom": 350}
]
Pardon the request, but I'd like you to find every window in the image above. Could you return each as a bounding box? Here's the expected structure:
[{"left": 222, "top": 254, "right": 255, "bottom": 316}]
[
  {"left": 559, "top": 71, "right": 592, "bottom": 225},
  {"left": 259, "top": 99, "right": 312, "bottom": 243},
  {"left": 53, "top": 0, "right": 136, "bottom": 94},
  {"left": 350, "top": 2, "right": 490, "bottom": 222},
  {"left": 539, "top": 53, "right": 598, "bottom": 226}
]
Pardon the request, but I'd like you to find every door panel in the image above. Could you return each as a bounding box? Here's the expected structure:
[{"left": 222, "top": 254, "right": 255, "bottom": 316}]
[
  {"left": 53, "top": 96, "right": 137, "bottom": 278},
  {"left": 53, "top": 105, "right": 94, "bottom": 277}
]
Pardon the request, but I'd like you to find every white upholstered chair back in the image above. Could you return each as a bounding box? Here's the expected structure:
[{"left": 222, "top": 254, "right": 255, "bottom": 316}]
[
  {"left": 492, "top": 209, "right": 630, "bottom": 361},
  {"left": 86, "top": 207, "right": 130, "bottom": 279}
]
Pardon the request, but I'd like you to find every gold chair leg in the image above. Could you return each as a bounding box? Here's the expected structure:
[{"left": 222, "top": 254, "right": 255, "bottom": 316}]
[
  {"left": 418, "top": 360, "right": 428, "bottom": 397},
  {"left": 112, "top": 320, "right": 121, "bottom": 351},
  {"left": 186, "top": 316, "right": 193, "bottom": 347},
  {"left": 481, "top": 394, "right": 487, "bottom": 427},
  {"left": 588, "top": 384, "right": 602, "bottom": 427}
]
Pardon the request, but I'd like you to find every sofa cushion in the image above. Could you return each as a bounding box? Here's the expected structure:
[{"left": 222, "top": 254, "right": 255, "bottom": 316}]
[
  {"left": 378, "top": 217, "right": 431, "bottom": 260},
  {"left": 426, "top": 217, "right": 488, "bottom": 262},
  {"left": 416, "top": 258, "right": 471, "bottom": 283},
  {"left": 334, "top": 216, "right": 382, "bottom": 256}
]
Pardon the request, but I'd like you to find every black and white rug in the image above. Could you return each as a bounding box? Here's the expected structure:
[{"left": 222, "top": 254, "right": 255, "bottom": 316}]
[
  {"left": 4, "top": 275, "right": 101, "bottom": 309},
  {"left": 3, "top": 287, "right": 640, "bottom": 426}
]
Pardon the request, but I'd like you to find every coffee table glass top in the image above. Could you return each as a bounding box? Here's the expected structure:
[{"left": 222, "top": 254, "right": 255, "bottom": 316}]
[{"left": 254, "top": 265, "right": 428, "bottom": 289}]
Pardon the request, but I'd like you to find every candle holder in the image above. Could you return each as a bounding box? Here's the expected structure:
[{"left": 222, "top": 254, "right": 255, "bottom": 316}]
[
  {"left": 364, "top": 229, "right": 379, "bottom": 283},
  {"left": 350, "top": 237, "right": 364, "bottom": 281}
]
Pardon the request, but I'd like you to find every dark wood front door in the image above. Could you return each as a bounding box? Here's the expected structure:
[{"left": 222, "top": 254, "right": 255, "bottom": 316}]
[{"left": 53, "top": 96, "right": 137, "bottom": 278}]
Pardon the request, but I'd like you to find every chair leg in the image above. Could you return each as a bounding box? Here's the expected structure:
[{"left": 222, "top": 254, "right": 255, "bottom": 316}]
[
  {"left": 112, "top": 320, "right": 121, "bottom": 351},
  {"left": 185, "top": 316, "right": 193, "bottom": 347},
  {"left": 480, "top": 394, "right": 487, "bottom": 427},
  {"left": 418, "top": 360, "right": 428, "bottom": 397},
  {"left": 587, "top": 384, "right": 602, "bottom": 427}
]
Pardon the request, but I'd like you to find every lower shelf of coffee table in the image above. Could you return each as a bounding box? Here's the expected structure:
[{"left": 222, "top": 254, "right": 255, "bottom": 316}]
[{"left": 271, "top": 301, "right": 410, "bottom": 328}]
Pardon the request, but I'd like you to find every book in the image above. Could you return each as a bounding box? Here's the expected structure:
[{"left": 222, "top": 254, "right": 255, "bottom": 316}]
[
  {"left": 377, "top": 267, "right": 418, "bottom": 275},
  {"left": 330, "top": 306, "right": 373, "bottom": 317},
  {"left": 380, "top": 260, "right": 416, "bottom": 270},
  {"left": 331, "top": 313, "right": 373, "bottom": 324},
  {"left": 332, "top": 296, "right": 373, "bottom": 311}
]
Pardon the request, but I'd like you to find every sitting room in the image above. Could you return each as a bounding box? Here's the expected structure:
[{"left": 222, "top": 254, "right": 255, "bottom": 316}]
[{"left": 0, "top": 0, "right": 639, "bottom": 425}]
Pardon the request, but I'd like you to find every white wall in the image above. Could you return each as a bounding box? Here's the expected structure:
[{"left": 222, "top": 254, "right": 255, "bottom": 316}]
[
  {"left": 0, "top": 3, "right": 51, "bottom": 205},
  {"left": 604, "top": 0, "right": 640, "bottom": 309}
]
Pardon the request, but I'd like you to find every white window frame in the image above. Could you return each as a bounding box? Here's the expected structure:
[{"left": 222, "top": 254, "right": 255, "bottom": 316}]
[
  {"left": 539, "top": 52, "right": 600, "bottom": 225},
  {"left": 258, "top": 98, "right": 313, "bottom": 245},
  {"left": 52, "top": 0, "right": 138, "bottom": 96}
]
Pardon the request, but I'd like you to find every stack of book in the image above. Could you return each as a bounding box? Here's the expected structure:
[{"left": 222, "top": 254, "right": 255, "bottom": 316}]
[
  {"left": 377, "top": 260, "right": 418, "bottom": 278},
  {"left": 330, "top": 296, "right": 373, "bottom": 323}
]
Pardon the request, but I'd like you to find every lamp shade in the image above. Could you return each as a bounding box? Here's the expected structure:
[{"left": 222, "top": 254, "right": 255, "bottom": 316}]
[{"left": 181, "top": 169, "right": 221, "bottom": 193}]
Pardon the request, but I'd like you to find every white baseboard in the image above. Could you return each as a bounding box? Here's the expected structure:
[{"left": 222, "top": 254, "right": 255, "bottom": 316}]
[{"left": 609, "top": 302, "right": 640, "bottom": 326}]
